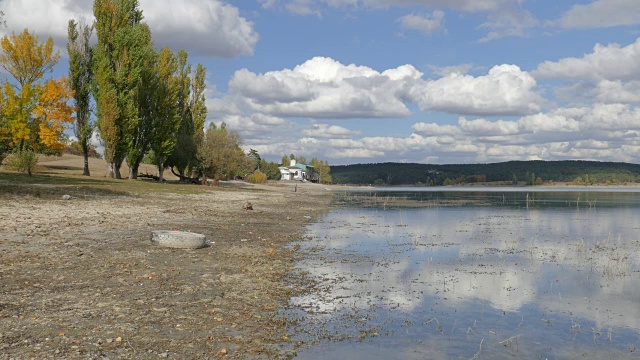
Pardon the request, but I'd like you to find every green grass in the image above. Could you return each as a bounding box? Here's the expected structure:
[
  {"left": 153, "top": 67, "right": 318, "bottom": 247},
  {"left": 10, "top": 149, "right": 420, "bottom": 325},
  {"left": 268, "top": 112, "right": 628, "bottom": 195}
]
[
  {"left": 0, "top": 153, "right": 270, "bottom": 199},
  {"left": 0, "top": 169, "right": 241, "bottom": 199}
]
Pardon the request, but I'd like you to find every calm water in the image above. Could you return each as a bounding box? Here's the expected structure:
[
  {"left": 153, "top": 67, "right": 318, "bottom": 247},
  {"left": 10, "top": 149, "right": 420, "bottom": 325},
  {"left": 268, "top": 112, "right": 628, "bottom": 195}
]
[{"left": 289, "top": 189, "right": 640, "bottom": 359}]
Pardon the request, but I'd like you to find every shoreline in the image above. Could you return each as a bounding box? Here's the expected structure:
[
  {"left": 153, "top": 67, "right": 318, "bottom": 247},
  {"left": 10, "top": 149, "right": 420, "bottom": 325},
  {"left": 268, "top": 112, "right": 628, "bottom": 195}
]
[
  {"left": 5, "top": 155, "right": 638, "bottom": 358},
  {"left": 0, "top": 158, "right": 334, "bottom": 359}
]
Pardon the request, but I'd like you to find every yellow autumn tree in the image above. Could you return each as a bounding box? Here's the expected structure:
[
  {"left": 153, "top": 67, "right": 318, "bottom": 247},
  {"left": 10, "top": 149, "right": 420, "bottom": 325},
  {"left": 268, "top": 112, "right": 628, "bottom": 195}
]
[
  {"left": 0, "top": 29, "right": 74, "bottom": 157},
  {"left": 1, "top": 82, "right": 38, "bottom": 148},
  {"left": 0, "top": 29, "right": 60, "bottom": 87},
  {"left": 34, "top": 77, "right": 74, "bottom": 152}
]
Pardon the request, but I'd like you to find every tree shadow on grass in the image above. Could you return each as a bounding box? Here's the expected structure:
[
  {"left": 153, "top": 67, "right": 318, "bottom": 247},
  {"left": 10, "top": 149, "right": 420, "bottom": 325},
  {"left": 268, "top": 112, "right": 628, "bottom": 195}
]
[
  {"left": 0, "top": 183, "right": 130, "bottom": 199},
  {"left": 0, "top": 172, "right": 130, "bottom": 199}
]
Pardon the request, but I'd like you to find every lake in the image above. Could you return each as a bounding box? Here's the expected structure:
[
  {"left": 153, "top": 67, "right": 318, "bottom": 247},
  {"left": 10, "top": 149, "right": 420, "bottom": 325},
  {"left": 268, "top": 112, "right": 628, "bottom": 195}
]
[{"left": 288, "top": 188, "right": 640, "bottom": 359}]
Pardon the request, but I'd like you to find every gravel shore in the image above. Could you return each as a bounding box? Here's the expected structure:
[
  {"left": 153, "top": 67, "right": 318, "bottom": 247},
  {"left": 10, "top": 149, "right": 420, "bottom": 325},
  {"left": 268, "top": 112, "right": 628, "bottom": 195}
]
[{"left": 0, "top": 156, "right": 332, "bottom": 359}]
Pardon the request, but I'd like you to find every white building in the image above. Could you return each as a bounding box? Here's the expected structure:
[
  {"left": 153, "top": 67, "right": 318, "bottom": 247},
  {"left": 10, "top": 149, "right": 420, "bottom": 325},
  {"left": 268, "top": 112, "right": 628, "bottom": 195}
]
[{"left": 279, "top": 160, "right": 316, "bottom": 181}]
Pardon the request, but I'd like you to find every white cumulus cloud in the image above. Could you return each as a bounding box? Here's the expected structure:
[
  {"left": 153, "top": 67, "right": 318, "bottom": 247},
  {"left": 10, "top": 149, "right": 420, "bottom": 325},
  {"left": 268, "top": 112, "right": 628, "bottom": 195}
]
[
  {"left": 559, "top": 0, "right": 640, "bottom": 29},
  {"left": 595, "top": 80, "right": 640, "bottom": 103},
  {"left": 222, "top": 57, "right": 543, "bottom": 119},
  {"left": 214, "top": 113, "right": 289, "bottom": 138},
  {"left": 412, "top": 123, "right": 461, "bottom": 136},
  {"left": 534, "top": 38, "right": 640, "bottom": 81},
  {"left": 0, "top": 0, "right": 91, "bottom": 45},
  {"left": 303, "top": 124, "right": 363, "bottom": 138},
  {"left": 0, "top": 0, "right": 258, "bottom": 58},
  {"left": 458, "top": 117, "right": 519, "bottom": 136},
  {"left": 428, "top": 64, "right": 474, "bottom": 77},
  {"left": 141, "top": 0, "right": 258, "bottom": 57},
  {"left": 245, "top": 101, "right": 640, "bottom": 163},
  {"left": 399, "top": 10, "right": 445, "bottom": 36},
  {"left": 226, "top": 56, "right": 422, "bottom": 119},
  {"left": 411, "top": 64, "right": 543, "bottom": 116}
]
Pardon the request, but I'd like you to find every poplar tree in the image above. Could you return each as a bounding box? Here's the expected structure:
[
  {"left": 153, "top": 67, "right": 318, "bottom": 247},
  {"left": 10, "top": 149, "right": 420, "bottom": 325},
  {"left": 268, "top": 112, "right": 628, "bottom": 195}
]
[
  {"left": 190, "top": 63, "right": 207, "bottom": 150},
  {"left": 67, "top": 19, "right": 93, "bottom": 176},
  {"left": 166, "top": 53, "right": 207, "bottom": 181},
  {"left": 310, "top": 158, "right": 333, "bottom": 184},
  {"left": 122, "top": 24, "right": 157, "bottom": 179},
  {"left": 281, "top": 155, "right": 289, "bottom": 166},
  {"left": 149, "top": 47, "right": 180, "bottom": 182},
  {"left": 92, "top": 0, "right": 143, "bottom": 179},
  {"left": 166, "top": 51, "right": 193, "bottom": 181}
]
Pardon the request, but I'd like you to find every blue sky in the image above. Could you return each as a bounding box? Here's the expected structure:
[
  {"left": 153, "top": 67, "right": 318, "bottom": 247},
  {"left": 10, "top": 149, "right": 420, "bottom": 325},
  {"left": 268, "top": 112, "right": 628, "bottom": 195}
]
[{"left": 2, "top": 0, "right": 640, "bottom": 165}]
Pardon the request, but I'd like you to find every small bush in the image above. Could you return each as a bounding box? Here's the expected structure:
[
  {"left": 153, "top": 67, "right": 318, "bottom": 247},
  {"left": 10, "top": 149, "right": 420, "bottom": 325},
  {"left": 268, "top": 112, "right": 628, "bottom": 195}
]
[
  {"left": 248, "top": 170, "right": 267, "bottom": 184},
  {"left": 3, "top": 149, "right": 38, "bottom": 176}
]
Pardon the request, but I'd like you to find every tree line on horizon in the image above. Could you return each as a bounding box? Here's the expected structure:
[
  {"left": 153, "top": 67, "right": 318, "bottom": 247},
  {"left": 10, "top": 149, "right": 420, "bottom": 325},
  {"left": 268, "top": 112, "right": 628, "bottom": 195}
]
[{"left": 331, "top": 160, "right": 640, "bottom": 186}]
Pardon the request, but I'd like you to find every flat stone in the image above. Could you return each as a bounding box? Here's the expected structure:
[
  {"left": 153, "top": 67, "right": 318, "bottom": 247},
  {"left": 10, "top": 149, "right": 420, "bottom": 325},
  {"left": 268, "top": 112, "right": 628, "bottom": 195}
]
[{"left": 150, "top": 230, "right": 207, "bottom": 249}]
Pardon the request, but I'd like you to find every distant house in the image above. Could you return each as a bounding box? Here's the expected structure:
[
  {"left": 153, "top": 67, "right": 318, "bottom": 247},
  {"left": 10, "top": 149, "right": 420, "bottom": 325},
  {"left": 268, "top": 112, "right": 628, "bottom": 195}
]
[{"left": 279, "top": 160, "right": 318, "bottom": 182}]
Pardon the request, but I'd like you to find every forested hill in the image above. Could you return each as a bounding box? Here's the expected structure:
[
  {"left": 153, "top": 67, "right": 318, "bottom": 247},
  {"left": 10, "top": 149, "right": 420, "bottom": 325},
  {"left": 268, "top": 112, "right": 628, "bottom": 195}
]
[{"left": 331, "top": 161, "right": 640, "bottom": 186}]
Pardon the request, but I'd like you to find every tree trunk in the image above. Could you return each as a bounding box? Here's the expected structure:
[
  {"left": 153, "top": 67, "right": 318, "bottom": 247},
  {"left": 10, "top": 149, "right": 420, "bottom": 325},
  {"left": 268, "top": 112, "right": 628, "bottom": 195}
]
[
  {"left": 114, "top": 157, "right": 124, "bottom": 179},
  {"left": 157, "top": 156, "right": 165, "bottom": 182},
  {"left": 106, "top": 162, "right": 115, "bottom": 178},
  {"left": 114, "top": 164, "right": 122, "bottom": 179},
  {"left": 83, "top": 153, "right": 90, "bottom": 176},
  {"left": 128, "top": 162, "right": 139, "bottom": 180}
]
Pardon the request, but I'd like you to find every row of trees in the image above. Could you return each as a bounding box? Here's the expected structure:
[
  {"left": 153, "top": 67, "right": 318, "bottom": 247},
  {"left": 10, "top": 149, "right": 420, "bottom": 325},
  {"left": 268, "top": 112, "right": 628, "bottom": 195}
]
[
  {"left": 0, "top": 0, "right": 211, "bottom": 181},
  {"left": 90, "top": 0, "right": 208, "bottom": 181}
]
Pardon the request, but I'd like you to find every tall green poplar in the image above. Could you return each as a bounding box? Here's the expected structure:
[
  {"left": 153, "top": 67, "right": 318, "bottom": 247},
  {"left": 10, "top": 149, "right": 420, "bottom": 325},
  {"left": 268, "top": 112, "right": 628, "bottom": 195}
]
[
  {"left": 155, "top": 49, "right": 208, "bottom": 182},
  {"left": 166, "top": 51, "right": 194, "bottom": 181},
  {"left": 149, "top": 47, "right": 180, "bottom": 182},
  {"left": 92, "top": 0, "right": 143, "bottom": 179},
  {"left": 120, "top": 23, "right": 157, "bottom": 180},
  {"left": 190, "top": 63, "right": 207, "bottom": 151},
  {"left": 67, "top": 19, "right": 93, "bottom": 176}
]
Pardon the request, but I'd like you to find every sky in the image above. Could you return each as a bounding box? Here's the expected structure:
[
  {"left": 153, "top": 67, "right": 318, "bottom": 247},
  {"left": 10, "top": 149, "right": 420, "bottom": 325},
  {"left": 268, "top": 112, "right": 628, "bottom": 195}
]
[{"left": 2, "top": 0, "right": 640, "bottom": 165}]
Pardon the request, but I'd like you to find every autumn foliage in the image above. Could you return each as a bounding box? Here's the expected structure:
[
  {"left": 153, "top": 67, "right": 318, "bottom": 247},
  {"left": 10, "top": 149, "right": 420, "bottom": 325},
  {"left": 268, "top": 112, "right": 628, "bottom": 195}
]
[
  {"left": 248, "top": 170, "right": 268, "bottom": 184},
  {"left": 0, "top": 29, "right": 74, "bottom": 162}
]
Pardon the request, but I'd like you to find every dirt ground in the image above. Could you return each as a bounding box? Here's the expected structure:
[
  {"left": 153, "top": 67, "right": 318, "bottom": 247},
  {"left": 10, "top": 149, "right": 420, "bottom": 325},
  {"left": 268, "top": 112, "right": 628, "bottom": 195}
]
[{"left": 0, "top": 156, "right": 332, "bottom": 359}]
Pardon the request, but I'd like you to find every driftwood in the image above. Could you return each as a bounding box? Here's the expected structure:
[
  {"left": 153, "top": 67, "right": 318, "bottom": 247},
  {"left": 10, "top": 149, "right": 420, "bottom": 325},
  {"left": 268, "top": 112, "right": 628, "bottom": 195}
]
[
  {"left": 170, "top": 168, "right": 201, "bottom": 184},
  {"left": 139, "top": 173, "right": 160, "bottom": 181}
]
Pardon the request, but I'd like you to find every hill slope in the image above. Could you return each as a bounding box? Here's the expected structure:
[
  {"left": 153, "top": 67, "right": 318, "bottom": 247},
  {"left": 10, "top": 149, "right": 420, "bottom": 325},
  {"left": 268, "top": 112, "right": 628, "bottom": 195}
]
[{"left": 332, "top": 160, "right": 640, "bottom": 185}]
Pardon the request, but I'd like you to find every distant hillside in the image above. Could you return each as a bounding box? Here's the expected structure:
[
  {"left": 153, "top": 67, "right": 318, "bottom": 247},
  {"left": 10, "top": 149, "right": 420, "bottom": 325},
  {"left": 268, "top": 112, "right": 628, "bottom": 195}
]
[{"left": 331, "top": 161, "right": 640, "bottom": 186}]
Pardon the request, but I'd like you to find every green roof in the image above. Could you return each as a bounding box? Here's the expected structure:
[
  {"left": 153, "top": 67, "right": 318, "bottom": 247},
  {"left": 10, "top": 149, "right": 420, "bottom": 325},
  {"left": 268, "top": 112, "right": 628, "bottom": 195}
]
[{"left": 297, "top": 164, "right": 315, "bottom": 171}]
